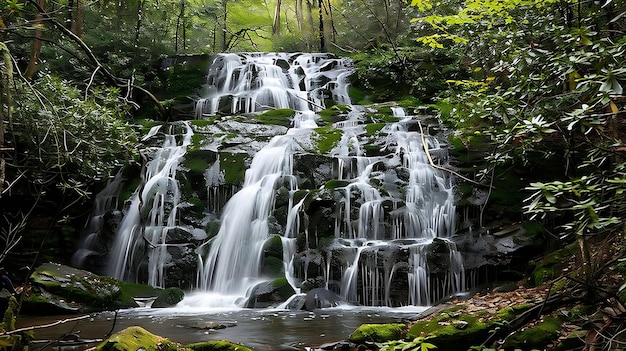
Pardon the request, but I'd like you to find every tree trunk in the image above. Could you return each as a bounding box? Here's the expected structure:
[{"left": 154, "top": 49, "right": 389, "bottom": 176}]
[
  {"left": 135, "top": 0, "right": 144, "bottom": 47},
  {"left": 0, "top": 43, "right": 12, "bottom": 197},
  {"left": 71, "top": 0, "right": 84, "bottom": 37},
  {"left": 176, "top": 0, "right": 186, "bottom": 52},
  {"left": 318, "top": 0, "right": 325, "bottom": 52},
  {"left": 221, "top": 0, "right": 228, "bottom": 51},
  {"left": 25, "top": 0, "right": 45, "bottom": 80},
  {"left": 296, "top": 0, "right": 303, "bottom": 31},
  {"left": 273, "top": 0, "right": 282, "bottom": 35}
]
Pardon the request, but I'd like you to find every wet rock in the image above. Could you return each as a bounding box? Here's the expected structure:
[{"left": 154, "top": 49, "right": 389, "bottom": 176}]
[
  {"left": 303, "top": 288, "right": 346, "bottom": 310},
  {"left": 186, "top": 340, "right": 254, "bottom": 351},
  {"left": 184, "top": 320, "right": 238, "bottom": 330},
  {"left": 152, "top": 287, "right": 185, "bottom": 308},
  {"left": 94, "top": 326, "right": 176, "bottom": 351},
  {"left": 349, "top": 323, "right": 407, "bottom": 343},
  {"left": 22, "top": 263, "right": 121, "bottom": 314},
  {"left": 245, "top": 278, "right": 296, "bottom": 308}
]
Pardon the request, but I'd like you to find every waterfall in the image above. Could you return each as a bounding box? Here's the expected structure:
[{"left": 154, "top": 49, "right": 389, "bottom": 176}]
[
  {"left": 99, "top": 53, "right": 466, "bottom": 308},
  {"left": 195, "top": 53, "right": 353, "bottom": 116},
  {"left": 107, "top": 122, "right": 197, "bottom": 288}
]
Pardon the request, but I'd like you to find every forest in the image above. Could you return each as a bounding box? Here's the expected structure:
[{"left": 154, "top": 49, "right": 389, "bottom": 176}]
[{"left": 1, "top": 0, "right": 626, "bottom": 349}]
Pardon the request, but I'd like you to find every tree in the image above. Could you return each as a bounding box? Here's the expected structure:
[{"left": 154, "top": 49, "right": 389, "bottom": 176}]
[{"left": 410, "top": 0, "right": 626, "bottom": 287}]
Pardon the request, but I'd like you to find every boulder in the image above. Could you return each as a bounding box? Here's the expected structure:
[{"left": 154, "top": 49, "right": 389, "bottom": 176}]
[
  {"left": 303, "top": 288, "right": 346, "bottom": 310},
  {"left": 152, "top": 287, "right": 185, "bottom": 308},
  {"left": 95, "top": 326, "right": 176, "bottom": 351},
  {"left": 245, "top": 278, "right": 296, "bottom": 308},
  {"left": 21, "top": 263, "right": 121, "bottom": 314},
  {"left": 349, "top": 323, "right": 407, "bottom": 343}
]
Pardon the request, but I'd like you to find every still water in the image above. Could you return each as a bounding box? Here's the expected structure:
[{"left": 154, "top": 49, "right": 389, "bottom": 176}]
[{"left": 17, "top": 305, "right": 428, "bottom": 350}]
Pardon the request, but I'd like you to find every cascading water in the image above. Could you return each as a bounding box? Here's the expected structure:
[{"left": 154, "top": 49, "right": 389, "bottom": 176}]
[
  {"left": 96, "top": 52, "right": 466, "bottom": 309},
  {"left": 106, "top": 122, "right": 206, "bottom": 288}
]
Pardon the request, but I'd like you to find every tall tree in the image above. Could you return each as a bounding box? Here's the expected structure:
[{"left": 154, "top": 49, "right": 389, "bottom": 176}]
[{"left": 24, "top": 0, "right": 45, "bottom": 79}]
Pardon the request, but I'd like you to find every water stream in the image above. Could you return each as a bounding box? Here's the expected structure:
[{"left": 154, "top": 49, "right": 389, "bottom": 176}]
[{"left": 77, "top": 53, "right": 465, "bottom": 315}]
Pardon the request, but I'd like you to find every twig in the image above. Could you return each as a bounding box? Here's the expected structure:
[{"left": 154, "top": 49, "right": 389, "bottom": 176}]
[
  {"left": 2, "top": 314, "right": 92, "bottom": 335},
  {"left": 416, "top": 119, "right": 484, "bottom": 186}
]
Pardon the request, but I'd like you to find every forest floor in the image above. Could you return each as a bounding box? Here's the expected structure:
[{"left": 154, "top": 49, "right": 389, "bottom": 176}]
[{"left": 407, "top": 231, "right": 626, "bottom": 350}]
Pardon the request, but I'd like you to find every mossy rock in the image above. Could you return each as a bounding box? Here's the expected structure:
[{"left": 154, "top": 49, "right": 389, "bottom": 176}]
[
  {"left": 26, "top": 263, "right": 121, "bottom": 312},
  {"left": 186, "top": 340, "right": 254, "bottom": 351},
  {"left": 407, "top": 309, "right": 493, "bottom": 351},
  {"left": 95, "top": 326, "right": 177, "bottom": 351},
  {"left": 530, "top": 242, "right": 578, "bottom": 286},
  {"left": 313, "top": 127, "right": 343, "bottom": 154},
  {"left": 257, "top": 109, "right": 295, "bottom": 127},
  {"left": 116, "top": 282, "right": 165, "bottom": 308},
  {"left": 245, "top": 277, "right": 295, "bottom": 308},
  {"left": 218, "top": 152, "right": 249, "bottom": 185},
  {"left": 152, "top": 287, "right": 185, "bottom": 308},
  {"left": 502, "top": 316, "right": 562, "bottom": 350},
  {"left": 349, "top": 323, "right": 407, "bottom": 343}
]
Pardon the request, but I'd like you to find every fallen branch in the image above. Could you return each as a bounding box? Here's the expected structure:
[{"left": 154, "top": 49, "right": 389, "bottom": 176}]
[
  {"left": 416, "top": 119, "right": 484, "bottom": 186},
  {"left": 2, "top": 314, "right": 92, "bottom": 335}
]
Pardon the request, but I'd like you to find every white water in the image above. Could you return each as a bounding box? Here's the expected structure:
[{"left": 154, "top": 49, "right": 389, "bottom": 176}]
[
  {"left": 195, "top": 53, "right": 353, "bottom": 116},
  {"left": 107, "top": 122, "right": 195, "bottom": 287},
  {"left": 102, "top": 53, "right": 465, "bottom": 309}
]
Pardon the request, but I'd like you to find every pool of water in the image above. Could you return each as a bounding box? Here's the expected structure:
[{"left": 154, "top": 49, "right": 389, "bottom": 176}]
[{"left": 17, "top": 306, "right": 429, "bottom": 350}]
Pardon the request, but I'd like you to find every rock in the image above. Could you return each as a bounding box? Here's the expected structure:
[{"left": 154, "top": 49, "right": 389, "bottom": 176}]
[
  {"left": 349, "top": 323, "right": 407, "bottom": 344},
  {"left": 152, "top": 287, "right": 185, "bottom": 308},
  {"left": 245, "top": 278, "right": 296, "bottom": 308},
  {"left": 95, "top": 326, "right": 176, "bottom": 351},
  {"left": 303, "top": 288, "right": 346, "bottom": 310},
  {"left": 184, "top": 321, "right": 237, "bottom": 330},
  {"left": 407, "top": 311, "right": 493, "bottom": 351},
  {"left": 186, "top": 340, "right": 254, "bottom": 351},
  {"left": 21, "top": 263, "right": 121, "bottom": 314}
]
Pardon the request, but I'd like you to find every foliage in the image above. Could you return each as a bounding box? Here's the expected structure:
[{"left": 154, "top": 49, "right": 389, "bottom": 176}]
[
  {"left": 377, "top": 337, "right": 437, "bottom": 351},
  {"left": 410, "top": 0, "right": 626, "bottom": 278},
  {"left": 9, "top": 75, "right": 139, "bottom": 201}
]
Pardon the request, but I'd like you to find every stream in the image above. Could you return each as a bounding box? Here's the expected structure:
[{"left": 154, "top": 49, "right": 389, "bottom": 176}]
[{"left": 17, "top": 305, "right": 428, "bottom": 350}]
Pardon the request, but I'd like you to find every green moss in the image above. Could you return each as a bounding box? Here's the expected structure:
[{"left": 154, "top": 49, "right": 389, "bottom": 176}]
[
  {"left": 120, "top": 177, "right": 141, "bottom": 203},
  {"left": 219, "top": 152, "right": 248, "bottom": 185},
  {"left": 314, "top": 127, "right": 343, "bottom": 154},
  {"left": 30, "top": 265, "right": 121, "bottom": 307},
  {"left": 407, "top": 310, "right": 493, "bottom": 351},
  {"left": 348, "top": 87, "right": 367, "bottom": 104},
  {"left": 186, "top": 340, "right": 254, "bottom": 351},
  {"left": 323, "top": 179, "right": 350, "bottom": 189},
  {"left": 496, "top": 304, "right": 532, "bottom": 321},
  {"left": 365, "top": 123, "right": 385, "bottom": 136},
  {"left": 531, "top": 242, "right": 578, "bottom": 286},
  {"left": 152, "top": 287, "right": 185, "bottom": 308},
  {"left": 349, "top": 323, "right": 407, "bottom": 343},
  {"left": 319, "top": 105, "right": 350, "bottom": 124},
  {"left": 397, "top": 96, "right": 422, "bottom": 108},
  {"left": 96, "top": 326, "right": 177, "bottom": 351},
  {"left": 257, "top": 109, "right": 295, "bottom": 127},
  {"left": 117, "top": 282, "right": 164, "bottom": 307},
  {"left": 262, "top": 256, "right": 285, "bottom": 276},
  {"left": 502, "top": 316, "right": 561, "bottom": 350}
]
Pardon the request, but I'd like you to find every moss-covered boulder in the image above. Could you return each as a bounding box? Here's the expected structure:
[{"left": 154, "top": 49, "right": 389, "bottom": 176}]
[
  {"left": 406, "top": 307, "right": 495, "bottom": 351},
  {"left": 21, "top": 263, "right": 121, "bottom": 314},
  {"left": 502, "top": 316, "right": 562, "bottom": 350},
  {"left": 245, "top": 278, "right": 295, "bottom": 308},
  {"left": 185, "top": 340, "right": 254, "bottom": 351},
  {"left": 95, "top": 326, "right": 178, "bottom": 351},
  {"left": 349, "top": 323, "right": 407, "bottom": 344},
  {"left": 530, "top": 243, "right": 579, "bottom": 286},
  {"left": 152, "top": 287, "right": 185, "bottom": 308}
]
